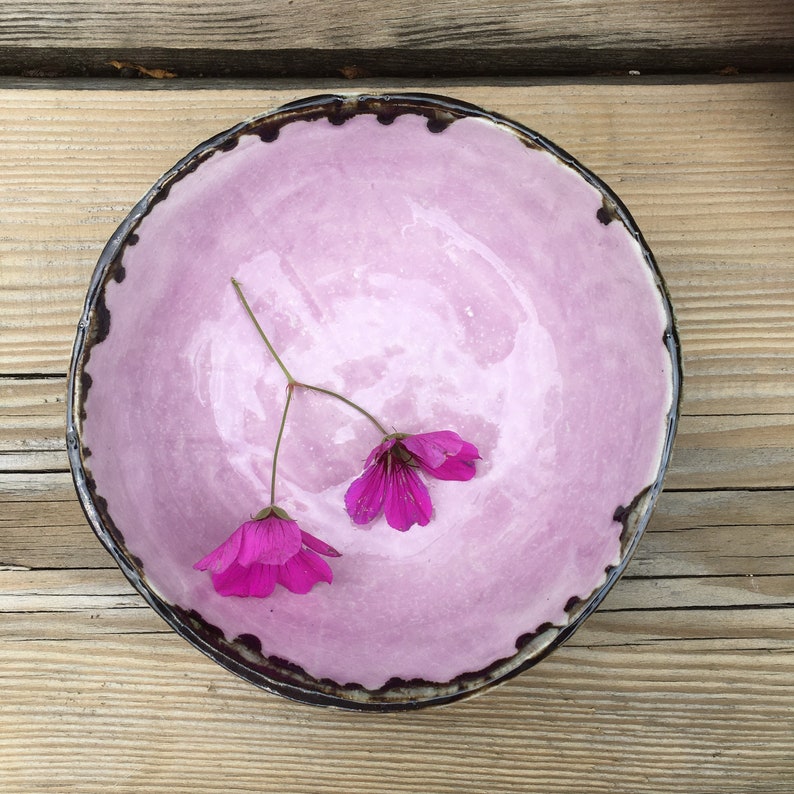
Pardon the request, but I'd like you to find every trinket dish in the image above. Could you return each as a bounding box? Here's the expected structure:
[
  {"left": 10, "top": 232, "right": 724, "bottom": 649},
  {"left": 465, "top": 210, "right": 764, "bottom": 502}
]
[{"left": 67, "top": 93, "right": 681, "bottom": 709}]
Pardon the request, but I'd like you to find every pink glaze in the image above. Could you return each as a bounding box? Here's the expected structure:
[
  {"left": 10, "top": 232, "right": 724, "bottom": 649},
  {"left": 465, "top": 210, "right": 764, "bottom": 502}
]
[{"left": 82, "top": 109, "right": 673, "bottom": 689}]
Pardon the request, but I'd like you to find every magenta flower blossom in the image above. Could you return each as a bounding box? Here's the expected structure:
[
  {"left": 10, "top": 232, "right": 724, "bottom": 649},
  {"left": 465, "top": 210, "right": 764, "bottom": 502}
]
[
  {"left": 194, "top": 506, "right": 340, "bottom": 598},
  {"left": 345, "top": 430, "right": 480, "bottom": 531}
]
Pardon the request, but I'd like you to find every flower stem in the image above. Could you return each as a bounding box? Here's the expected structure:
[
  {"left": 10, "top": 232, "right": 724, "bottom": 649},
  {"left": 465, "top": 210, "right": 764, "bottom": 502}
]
[
  {"left": 300, "top": 382, "right": 388, "bottom": 436},
  {"left": 270, "top": 386, "right": 293, "bottom": 505},
  {"left": 231, "top": 277, "right": 296, "bottom": 384},
  {"left": 231, "top": 276, "right": 388, "bottom": 439}
]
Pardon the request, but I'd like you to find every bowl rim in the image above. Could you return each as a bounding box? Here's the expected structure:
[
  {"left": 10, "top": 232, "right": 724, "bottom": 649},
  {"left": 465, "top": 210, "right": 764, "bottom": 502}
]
[{"left": 66, "top": 92, "right": 683, "bottom": 711}]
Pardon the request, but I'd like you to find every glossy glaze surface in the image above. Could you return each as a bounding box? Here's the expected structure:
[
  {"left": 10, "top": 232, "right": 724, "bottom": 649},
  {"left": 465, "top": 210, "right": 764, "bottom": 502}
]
[{"left": 79, "top": 100, "right": 674, "bottom": 693}]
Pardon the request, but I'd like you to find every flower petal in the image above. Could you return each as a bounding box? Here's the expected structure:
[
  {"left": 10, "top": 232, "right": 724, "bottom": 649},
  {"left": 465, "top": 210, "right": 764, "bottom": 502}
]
[
  {"left": 211, "top": 561, "right": 278, "bottom": 598},
  {"left": 300, "top": 529, "right": 341, "bottom": 557},
  {"left": 424, "top": 440, "right": 480, "bottom": 481},
  {"left": 402, "top": 430, "right": 464, "bottom": 469},
  {"left": 404, "top": 432, "right": 480, "bottom": 481},
  {"left": 345, "top": 456, "right": 388, "bottom": 525},
  {"left": 277, "top": 549, "right": 334, "bottom": 594},
  {"left": 364, "top": 437, "right": 396, "bottom": 468},
  {"left": 238, "top": 516, "right": 302, "bottom": 566},
  {"left": 383, "top": 460, "right": 432, "bottom": 531},
  {"left": 193, "top": 524, "right": 245, "bottom": 574}
]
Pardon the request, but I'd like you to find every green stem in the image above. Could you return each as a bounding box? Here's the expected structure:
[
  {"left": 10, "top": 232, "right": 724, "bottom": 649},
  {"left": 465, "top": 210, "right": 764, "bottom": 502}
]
[
  {"left": 231, "top": 276, "right": 388, "bottom": 440},
  {"left": 299, "top": 382, "right": 388, "bottom": 436},
  {"left": 270, "top": 386, "right": 293, "bottom": 505},
  {"left": 231, "top": 277, "right": 296, "bottom": 384}
]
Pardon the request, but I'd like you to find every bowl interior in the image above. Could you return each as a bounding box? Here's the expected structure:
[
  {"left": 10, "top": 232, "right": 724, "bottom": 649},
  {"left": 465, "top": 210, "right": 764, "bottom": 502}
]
[{"left": 69, "top": 94, "right": 680, "bottom": 709}]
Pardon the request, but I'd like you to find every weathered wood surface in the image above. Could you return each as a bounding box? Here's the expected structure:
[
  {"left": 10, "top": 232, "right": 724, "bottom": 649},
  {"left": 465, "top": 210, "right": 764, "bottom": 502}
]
[
  {"left": 0, "top": 1, "right": 793, "bottom": 77},
  {"left": 1, "top": 80, "right": 793, "bottom": 792}
]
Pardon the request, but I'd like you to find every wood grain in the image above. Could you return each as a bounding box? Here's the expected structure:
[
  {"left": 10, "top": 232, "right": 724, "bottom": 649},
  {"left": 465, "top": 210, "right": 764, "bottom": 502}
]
[
  {"left": 0, "top": 377, "right": 65, "bottom": 471},
  {"left": 4, "top": 374, "right": 794, "bottom": 490},
  {"left": 1, "top": 639, "right": 792, "bottom": 793},
  {"left": 3, "top": 473, "right": 792, "bottom": 573},
  {"left": 1, "top": 79, "right": 792, "bottom": 793},
  {"left": 0, "top": 0, "right": 792, "bottom": 77}
]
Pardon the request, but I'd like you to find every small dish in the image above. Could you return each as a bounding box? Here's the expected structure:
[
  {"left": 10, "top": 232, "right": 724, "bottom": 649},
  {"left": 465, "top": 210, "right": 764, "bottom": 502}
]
[{"left": 67, "top": 93, "right": 681, "bottom": 710}]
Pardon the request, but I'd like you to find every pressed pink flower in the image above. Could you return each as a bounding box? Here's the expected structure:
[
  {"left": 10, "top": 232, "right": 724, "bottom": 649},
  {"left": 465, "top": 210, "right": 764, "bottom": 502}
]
[
  {"left": 194, "top": 506, "right": 340, "bottom": 598},
  {"left": 345, "top": 430, "right": 480, "bottom": 531}
]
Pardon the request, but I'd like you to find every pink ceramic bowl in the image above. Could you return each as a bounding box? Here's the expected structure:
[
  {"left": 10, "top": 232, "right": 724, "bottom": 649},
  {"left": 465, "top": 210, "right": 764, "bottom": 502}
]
[{"left": 67, "top": 94, "right": 681, "bottom": 710}]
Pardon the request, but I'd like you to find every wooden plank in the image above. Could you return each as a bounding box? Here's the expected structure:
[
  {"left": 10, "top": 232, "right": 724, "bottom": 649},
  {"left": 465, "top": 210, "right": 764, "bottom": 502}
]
[
  {"left": 0, "top": 635, "right": 792, "bottom": 793},
  {"left": 4, "top": 600, "right": 792, "bottom": 652},
  {"left": 0, "top": 473, "right": 794, "bottom": 577},
  {"left": 1, "top": 375, "right": 793, "bottom": 490},
  {"left": 3, "top": 471, "right": 792, "bottom": 578},
  {"left": 666, "top": 414, "right": 794, "bottom": 490},
  {"left": 3, "top": 472, "right": 791, "bottom": 575},
  {"left": 632, "top": 525, "right": 794, "bottom": 577},
  {"left": 0, "top": 472, "right": 113, "bottom": 569},
  {"left": 0, "top": 377, "right": 65, "bottom": 471},
  {"left": 3, "top": 565, "right": 791, "bottom": 616},
  {"left": 0, "top": 1, "right": 792, "bottom": 77},
  {"left": 4, "top": 374, "right": 794, "bottom": 489},
  {"left": 0, "top": 80, "right": 792, "bottom": 420},
  {"left": 577, "top": 608, "right": 794, "bottom": 649}
]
